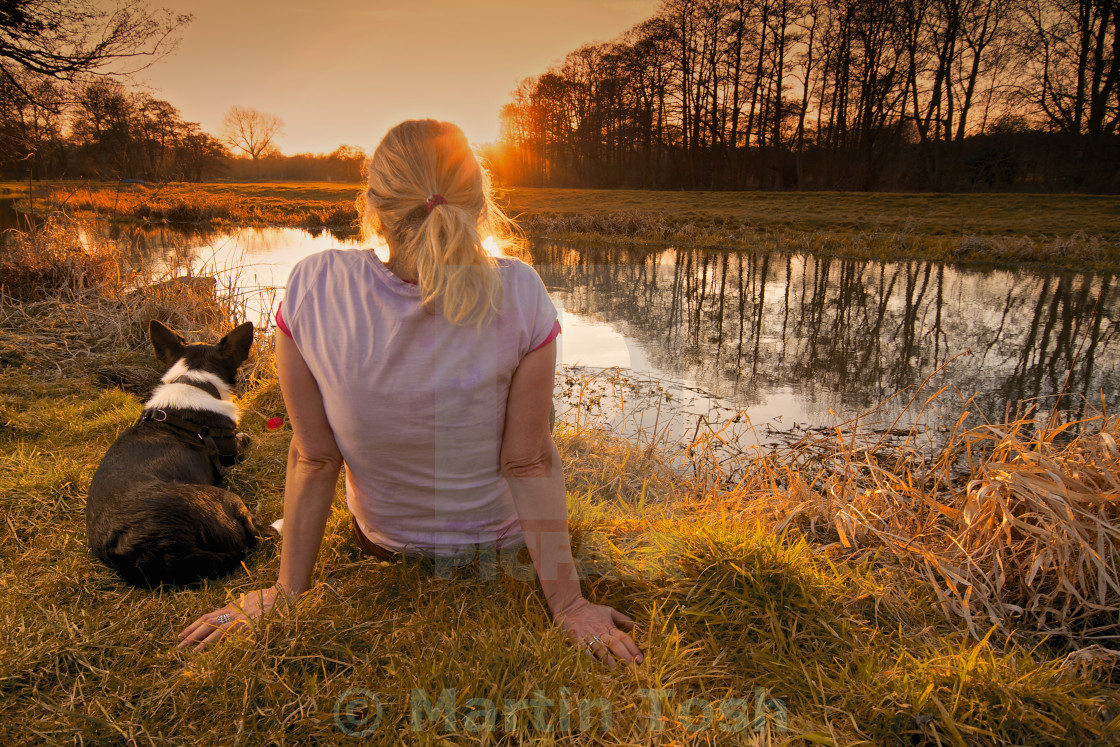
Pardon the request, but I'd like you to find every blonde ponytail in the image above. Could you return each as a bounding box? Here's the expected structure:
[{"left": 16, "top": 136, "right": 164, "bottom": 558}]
[{"left": 358, "top": 120, "right": 520, "bottom": 326}]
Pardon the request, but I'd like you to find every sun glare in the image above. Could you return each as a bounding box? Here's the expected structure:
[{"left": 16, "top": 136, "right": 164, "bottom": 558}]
[{"left": 482, "top": 235, "right": 501, "bottom": 256}]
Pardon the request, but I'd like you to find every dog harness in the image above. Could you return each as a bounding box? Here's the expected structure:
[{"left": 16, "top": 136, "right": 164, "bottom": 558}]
[{"left": 137, "top": 377, "right": 240, "bottom": 480}]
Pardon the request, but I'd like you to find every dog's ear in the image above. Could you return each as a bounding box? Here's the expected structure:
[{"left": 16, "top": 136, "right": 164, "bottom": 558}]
[
  {"left": 219, "top": 322, "right": 254, "bottom": 367},
  {"left": 149, "top": 320, "right": 186, "bottom": 367}
]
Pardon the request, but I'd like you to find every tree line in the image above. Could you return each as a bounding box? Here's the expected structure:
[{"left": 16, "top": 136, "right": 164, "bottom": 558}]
[
  {"left": 0, "top": 73, "right": 366, "bottom": 182},
  {"left": 491, "top": 0, "right": 1120, "bottom": 191},
  {"left": 0, "top": 2, "right": 365, "bottom": 183},
  {"left": 1, "top": 75, "right": 227, "bottom": 181}
]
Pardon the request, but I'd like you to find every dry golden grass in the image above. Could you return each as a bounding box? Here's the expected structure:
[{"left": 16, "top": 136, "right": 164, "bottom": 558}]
[
  {"left": 0, "top": 215, "right": 275, "bottom": 388},
  {"left": 9, "top": 181, "right": 1120, "bottom": 272},
  {"left": 18, "top": 181, "right": 361, "bottom": 232},
  {"left": 658, "top": 382, "right": 1120, "bottom": 647},
  {"left": 2, "top": 216, "right": 1120, "bottom": 744},
  {"left": 940, "top": 416, "right": 1120, "bottom": 640}
]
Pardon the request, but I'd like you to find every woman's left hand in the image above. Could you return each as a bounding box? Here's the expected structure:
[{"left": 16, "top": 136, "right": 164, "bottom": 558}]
[{"left": 555, "top": 597, "right": 643, "bottom": 666}]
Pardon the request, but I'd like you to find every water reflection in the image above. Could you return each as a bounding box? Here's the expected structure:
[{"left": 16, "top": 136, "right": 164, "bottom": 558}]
[
  {"left": 0, "top": 197, "right": 36, "bottom": 237},
  {"left": 533, "top": 242, "right": 1120, "bottom": 427},
  {"left": 18, "top": 217, "right": 1117, "bottom": 438}
]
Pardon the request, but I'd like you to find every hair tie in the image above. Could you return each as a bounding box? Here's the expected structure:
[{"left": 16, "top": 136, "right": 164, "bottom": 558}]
[{"left": 425, "top": 194, "right": 447, "bottom": 213}]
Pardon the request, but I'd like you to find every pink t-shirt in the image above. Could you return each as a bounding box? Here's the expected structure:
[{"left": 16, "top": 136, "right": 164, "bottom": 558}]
[{"left": 279, "top": 249, "right": 559, "bottom": 556}]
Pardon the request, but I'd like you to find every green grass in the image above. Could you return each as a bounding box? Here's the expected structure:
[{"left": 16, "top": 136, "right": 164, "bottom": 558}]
[
  {"left": 6, "top": 181, "right": 1120, "bottom": 273},
  {"left": 502, "top": 188, "right": 1120, "bottom": 238},
  {"left": 2, "top": 214, "right": 1119, "bottom": 744}
]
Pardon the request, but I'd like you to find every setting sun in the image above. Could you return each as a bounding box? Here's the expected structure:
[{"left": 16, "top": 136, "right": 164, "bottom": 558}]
[{"left": 131, "top": 0, "right": 659, "bottom": 154}]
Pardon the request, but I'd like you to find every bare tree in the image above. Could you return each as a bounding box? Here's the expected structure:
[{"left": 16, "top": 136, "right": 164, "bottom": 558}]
[
  {"left": 494, "top": 0, "right": 1117, "bottom": 191},
  {"left": 1015, "top": 0, "right": 1120, "bottom": 138},
  {"left": 0, "top": 0, "right": 189, "bottom": 108},
  {"left": 221, "top": 105, "right": 283, "bottom": 161}
]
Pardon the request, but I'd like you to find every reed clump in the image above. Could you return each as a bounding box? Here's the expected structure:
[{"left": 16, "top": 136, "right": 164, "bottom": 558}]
[
  {"left": 0, "top": 218, "right": 120, "bottom": 302},
  {"left": 650, "top": 387, "right": 1120, "bottom": 646},
  {"left": 943, "top": 417, "right": 1120, "bottom": 641},
  {"left": 0, "top": 216, "right": 261, "bottom": 385},
  {"left": 299, "top": 203, "right": 359, "bottom": 231},
  {"left": 134, "top": 199, "right": 233, "bottom": 223}
]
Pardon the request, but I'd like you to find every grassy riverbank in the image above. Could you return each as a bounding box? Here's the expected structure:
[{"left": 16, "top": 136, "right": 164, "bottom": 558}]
[
  {"left": 6, "top": 180, "right": 1120, "bottom": 273},
  {"left": 2, "top": 217, "right": 1120, "bottom": 744}
]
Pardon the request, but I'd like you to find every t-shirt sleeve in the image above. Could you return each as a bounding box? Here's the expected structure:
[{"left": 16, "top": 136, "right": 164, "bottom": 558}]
[
  {"left": 520, "top": 262, "right": 560, "bottom": 354},
  {"left": 275, "top": 301, "right": 292, "bottom": 338},
  {"left": 277, "top": 253, "right": 319, "bottom": 344},
  {"left": 530, "top": 319, "right": 561, "bottom": 352}
]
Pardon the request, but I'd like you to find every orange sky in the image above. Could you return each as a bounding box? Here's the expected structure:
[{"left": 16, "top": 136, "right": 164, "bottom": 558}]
[{"left": 138, "top": 0, "right": 658, "bottom": 155}]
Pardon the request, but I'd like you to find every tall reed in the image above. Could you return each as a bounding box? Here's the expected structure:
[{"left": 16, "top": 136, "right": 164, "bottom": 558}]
[{"left": 569, "top": 372, "right": 1120, "bottom": 645}]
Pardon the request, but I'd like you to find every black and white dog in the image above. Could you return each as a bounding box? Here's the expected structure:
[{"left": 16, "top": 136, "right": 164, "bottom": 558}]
[{"left": 85, "top": 320, "right": 279, "bottom": 587}]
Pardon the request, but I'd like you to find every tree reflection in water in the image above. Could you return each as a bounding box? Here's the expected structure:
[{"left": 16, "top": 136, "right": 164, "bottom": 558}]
[
  {"left": 69, "top": 221, "right": 1119, "bottom": 445},
  {"left": 534, "top": 241, "right": 1120, "bottom": 433}
]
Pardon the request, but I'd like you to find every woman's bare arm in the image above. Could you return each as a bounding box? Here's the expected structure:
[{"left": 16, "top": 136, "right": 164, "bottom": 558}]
[
  {"left": 501, "top": 339, "right": 642, "bottom": 665},
  {"left": 500, "top": 340, "right": 578, "bottom": 612},
  {"left": 178, "top": 333, "right": 341, "bottom": 649},
  {"left": 274, "top": 332, "right": 343, "bottom": 596}
]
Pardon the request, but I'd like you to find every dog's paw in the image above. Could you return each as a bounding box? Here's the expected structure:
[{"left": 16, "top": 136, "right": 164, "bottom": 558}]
[{"left": 270, "top": 518, "right": 284, "bottom": 535}]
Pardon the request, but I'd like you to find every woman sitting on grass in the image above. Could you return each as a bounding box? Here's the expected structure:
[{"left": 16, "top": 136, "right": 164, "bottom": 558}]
[{"left": 178, "top": 119, "right": 642, "bottom": 666}]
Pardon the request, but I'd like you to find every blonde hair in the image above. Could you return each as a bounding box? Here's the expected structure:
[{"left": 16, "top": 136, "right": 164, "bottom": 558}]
[{"left": 358, "top": 120, "right": 518, "bottom": 326}]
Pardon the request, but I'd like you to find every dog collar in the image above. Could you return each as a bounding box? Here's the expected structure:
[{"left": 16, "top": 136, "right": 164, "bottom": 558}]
[{"left": 168, "top": 376, "right": 222, "bottom": 400}]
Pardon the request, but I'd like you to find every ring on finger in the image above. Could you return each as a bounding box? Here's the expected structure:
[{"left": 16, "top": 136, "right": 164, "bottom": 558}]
[{"left": 215, "top": 613, "right": 231, "bottom": 625}]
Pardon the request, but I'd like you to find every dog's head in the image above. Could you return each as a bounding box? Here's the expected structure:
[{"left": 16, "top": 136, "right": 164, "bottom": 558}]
[{"left": 149, "top": 320, "right": 255, "bottom": 386}]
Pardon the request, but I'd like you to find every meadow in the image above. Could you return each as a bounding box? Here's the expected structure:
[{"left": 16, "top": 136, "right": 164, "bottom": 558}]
[
  {"left": 6, "top": 180, "right": 1120, "bottom": 273},
  {"left": 1, "top": 205, "right": 1119, "bottom": 744}
]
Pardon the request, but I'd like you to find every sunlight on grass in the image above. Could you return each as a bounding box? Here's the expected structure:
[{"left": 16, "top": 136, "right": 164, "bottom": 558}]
[
  {"left": 1, "top": 213, "right": 1118, "bottom": 744},
  {"left": 7, "top": 180, "right": 1119, "bottom": 273}
]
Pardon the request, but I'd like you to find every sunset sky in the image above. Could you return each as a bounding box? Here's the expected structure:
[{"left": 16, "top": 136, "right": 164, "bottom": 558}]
[{"left": 138, "top": 0, "right": 658, "bottom": 155}]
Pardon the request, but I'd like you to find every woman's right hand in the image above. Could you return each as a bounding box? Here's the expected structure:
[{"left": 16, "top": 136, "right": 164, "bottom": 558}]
[{"left": 177, "top": 584, "right": 288, "bottom": 652}]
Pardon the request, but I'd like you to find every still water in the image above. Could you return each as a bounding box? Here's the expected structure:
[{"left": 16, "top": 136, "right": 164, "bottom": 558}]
[{"left": 11, "top": 216, "right": 1120, "bottom": 446}]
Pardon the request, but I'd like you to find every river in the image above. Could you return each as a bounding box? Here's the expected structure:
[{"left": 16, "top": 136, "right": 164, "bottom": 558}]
[{"left": 5, "top": 211, "right": 1118, "bottom": 450}]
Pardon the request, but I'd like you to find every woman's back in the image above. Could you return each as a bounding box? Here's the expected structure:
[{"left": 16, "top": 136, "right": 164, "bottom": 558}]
[{"left": 280, "top": 248, "right": 558, "bottom": 555}]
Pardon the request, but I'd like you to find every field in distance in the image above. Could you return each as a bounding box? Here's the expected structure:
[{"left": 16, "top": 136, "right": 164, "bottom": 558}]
[{"left": 5, "top": 181, "right": 1119, "bottom": 271}]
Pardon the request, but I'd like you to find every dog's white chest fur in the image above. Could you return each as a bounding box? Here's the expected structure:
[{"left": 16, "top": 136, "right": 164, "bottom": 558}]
[{"left": 144, "top": 359, "right": 240, "bottom": 421}]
